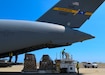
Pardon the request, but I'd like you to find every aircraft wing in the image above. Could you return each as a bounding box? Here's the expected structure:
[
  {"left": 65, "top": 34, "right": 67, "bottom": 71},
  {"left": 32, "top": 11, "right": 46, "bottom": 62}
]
[{"left": 37, "top": 0, "right": 105, "bottom": 28}]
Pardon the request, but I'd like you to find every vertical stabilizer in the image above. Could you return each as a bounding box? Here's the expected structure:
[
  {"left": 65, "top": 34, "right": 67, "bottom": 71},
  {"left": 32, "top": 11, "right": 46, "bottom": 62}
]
[{"left": 37, "top": 0, "right": 104, "bottom": 28}]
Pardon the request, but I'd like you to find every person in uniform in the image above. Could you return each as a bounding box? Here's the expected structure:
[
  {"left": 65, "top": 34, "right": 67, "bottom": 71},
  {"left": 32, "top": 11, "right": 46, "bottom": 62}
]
[
  {"left": 76, "top": 61, "right": 79, "bottom": 75},
  {"left": 15, "top": 54, "right": 18, "bottom": 63},
  {"left": 62, "top": 48, "right": 65, "bottom": 59},
  {"left": 8, "top": 52, "right": 13, "bottom": 62}
]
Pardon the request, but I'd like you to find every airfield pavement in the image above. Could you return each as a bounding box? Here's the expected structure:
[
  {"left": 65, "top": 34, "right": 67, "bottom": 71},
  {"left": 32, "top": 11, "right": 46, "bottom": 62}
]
[{"left": 0, "top": 64, "right": 105, "bottom": 75}]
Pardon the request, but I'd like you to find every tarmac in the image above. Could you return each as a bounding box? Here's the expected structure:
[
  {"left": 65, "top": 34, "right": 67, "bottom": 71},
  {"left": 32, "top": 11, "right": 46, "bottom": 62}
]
[
  {"left": 0, "top": 72, "right": 80, "bottom": 75},
  {"left": 0, "top": 65, "right": 105, "bottom": 75}
]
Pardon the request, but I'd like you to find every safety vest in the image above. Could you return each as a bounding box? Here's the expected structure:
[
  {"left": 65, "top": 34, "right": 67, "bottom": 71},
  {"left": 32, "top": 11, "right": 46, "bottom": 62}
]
[
  {"left": 9, "top": 52, "right": 13, "bottom": 56},
  {"left": 62, "top": 49, "right": 65, "bottom": 54},
  {"left": 76, "top": 63, "right": 79, "bottom": 69}
]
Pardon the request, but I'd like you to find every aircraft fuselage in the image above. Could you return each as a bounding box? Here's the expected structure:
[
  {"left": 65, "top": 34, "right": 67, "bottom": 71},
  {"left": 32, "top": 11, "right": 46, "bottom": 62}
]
[{"left": 0, "top": 19, "right": 93, "bottom": 57}]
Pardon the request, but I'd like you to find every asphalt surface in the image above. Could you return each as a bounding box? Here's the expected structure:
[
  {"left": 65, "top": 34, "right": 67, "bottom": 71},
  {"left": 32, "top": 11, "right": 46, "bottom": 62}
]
[{"left": 0, "top": 72, "right": 82, "bottom": 75}]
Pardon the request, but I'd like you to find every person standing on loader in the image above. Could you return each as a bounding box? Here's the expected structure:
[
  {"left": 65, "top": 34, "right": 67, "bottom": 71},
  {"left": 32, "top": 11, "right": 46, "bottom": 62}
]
[{"left": 62, "top": 48, "right": 65, "bottom": 59}]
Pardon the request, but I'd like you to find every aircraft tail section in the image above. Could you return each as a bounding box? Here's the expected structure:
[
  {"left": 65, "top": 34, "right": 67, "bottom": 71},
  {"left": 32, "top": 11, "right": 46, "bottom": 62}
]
[{"left": 37, "top": 0, "right": 105, "bottom": 28}]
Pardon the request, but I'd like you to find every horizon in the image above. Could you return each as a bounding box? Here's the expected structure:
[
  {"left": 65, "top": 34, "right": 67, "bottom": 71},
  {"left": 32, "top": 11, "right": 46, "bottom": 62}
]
[{"left": 0, "top": 0, "right": 105, "bottom": 63}]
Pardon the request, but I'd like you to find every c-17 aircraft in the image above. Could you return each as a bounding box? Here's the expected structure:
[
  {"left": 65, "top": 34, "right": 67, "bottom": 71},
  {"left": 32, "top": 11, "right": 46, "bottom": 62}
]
[{"left": 0, "top": 0, "right": 104, "bottom": 58}]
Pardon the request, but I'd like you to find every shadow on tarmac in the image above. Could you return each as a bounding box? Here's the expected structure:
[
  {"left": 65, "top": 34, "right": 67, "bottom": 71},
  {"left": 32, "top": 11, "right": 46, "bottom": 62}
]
[{"left": 0, "top": 72, "right": 83, "bottom": 75}]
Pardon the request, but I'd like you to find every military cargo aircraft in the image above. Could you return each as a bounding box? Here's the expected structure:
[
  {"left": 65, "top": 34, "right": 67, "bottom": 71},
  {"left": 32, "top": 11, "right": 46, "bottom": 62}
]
[{"left": 0, "top": 0, "right": 104, "bottom": 58}]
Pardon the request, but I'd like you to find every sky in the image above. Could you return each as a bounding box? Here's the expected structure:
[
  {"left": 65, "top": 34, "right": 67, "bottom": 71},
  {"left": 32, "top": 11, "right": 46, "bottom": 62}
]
[{"left": 0, "top": 0, "right": 105, "bottom": 63}]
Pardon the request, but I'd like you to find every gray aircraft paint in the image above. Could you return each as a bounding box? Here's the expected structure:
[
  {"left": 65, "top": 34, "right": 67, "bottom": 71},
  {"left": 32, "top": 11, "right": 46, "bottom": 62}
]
[
  {"left": 0, "top": 20, "right": 93, "bottom": 54},
  {"left": 0, "top": 0, "right": 104, "bottom": 57}
]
